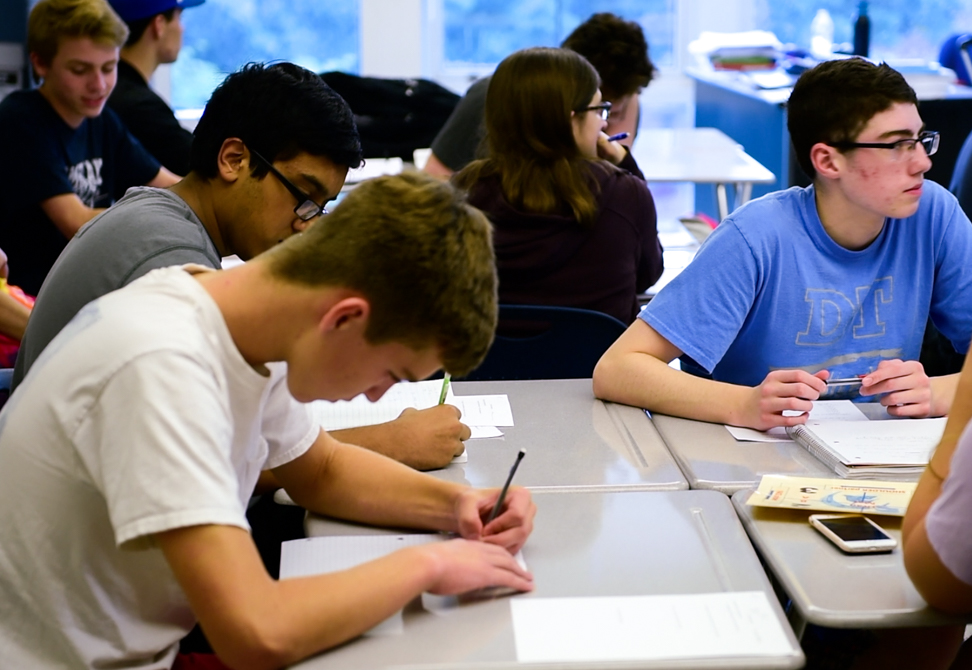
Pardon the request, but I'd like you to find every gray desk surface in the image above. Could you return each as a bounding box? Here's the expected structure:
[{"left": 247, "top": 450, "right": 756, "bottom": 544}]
[
  {"left": 651, "top": 404, "right": 903, "bottom": 495},
  {"left": 437, "top": 379, "right": 687, "bottom": 492},
  {"left": 730, "top": 489, "right": 968, "bottom": 632},
  {"left": 295, "top": 490, "right": 804, "bottom": 669}
]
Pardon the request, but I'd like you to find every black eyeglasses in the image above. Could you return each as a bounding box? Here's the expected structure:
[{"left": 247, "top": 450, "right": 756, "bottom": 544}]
[
  {"left": 248, "top": 147, "right": 327, "bottom": 221},
  {"left": 828, "top": 131, "right": 940, "bottom": 161},
  {"left": 577, "top": 101, "right": 612, "bottom": 121}
]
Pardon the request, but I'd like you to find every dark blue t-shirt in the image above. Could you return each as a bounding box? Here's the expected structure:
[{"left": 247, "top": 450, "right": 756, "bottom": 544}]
[{"left": 0, "top": 90, "right": 160, "bottom": 295}]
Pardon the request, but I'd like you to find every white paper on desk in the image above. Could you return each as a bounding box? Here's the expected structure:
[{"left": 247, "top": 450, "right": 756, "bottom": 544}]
[
  {"left": 309, "top": 381, "right": 510, "bottom": 434},
  {"left": 511, "top": 591, "right": 793, "bottom": 663},
  {"left": 725, "top": 400, "right": 868, "bottom": 442},
  {"left": 469, "top": 425, "right": 504, "bottom": 439},
  {"left": 449, "top": 395, "right": 514, "bottom": 426}
]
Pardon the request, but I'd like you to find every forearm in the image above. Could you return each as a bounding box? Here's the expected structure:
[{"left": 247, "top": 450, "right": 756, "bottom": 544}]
[
  {"left": 0, "top": 291, "right": 30, "bottom": 340},
  {"left": 281, "top": 437, "right": 464, "bottom": 532},
  {"left": 161, "top": 525, "right": 438, "bottom": 670},
  {"left": 929, "top": 372, "right": 960, "bottom": 417},
  {"left": 593, "top": 349, "right": 753, "bottom": 425}
]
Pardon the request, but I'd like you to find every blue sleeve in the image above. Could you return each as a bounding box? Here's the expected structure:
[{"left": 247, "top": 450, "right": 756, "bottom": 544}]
[
  {"left": 639, "top": 220, "right": 760, "bottom": 373},
  {"left": 929, "top": 187, "right": 972, "bottom": 354}
]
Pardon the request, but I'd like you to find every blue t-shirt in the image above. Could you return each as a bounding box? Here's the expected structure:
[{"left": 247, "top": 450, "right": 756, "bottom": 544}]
[
  {"left": 641, "top": 182, "right": 972, "bottom": 388},
  {"left": 0, "top": 90, "right": 160, "bottom": 295}
]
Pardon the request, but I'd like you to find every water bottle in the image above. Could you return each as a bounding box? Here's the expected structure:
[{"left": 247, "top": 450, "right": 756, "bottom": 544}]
[
  {"left": 810, "top": 9, "right": 834, "bottom": 58},
  {"left": 853, "top": 2, "right": 870, "bottom": 57}
]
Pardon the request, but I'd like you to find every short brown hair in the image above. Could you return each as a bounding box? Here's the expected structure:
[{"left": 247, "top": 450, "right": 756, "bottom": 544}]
[
  {"left": 28, "top": 0, "right": 128, "bottom": 66},
  {"left": 561, "top": 13, "right": 656, "bottom": 101},
  {"left": 788, "top": 58, "right": 918, "bottom": 179},
  {"left": 266, "top": 171, "right": 498, "bottom": 376}
]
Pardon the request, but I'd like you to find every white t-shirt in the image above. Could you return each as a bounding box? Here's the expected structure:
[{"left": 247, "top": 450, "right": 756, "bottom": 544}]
[
  {"left": 0, "top": 266, "right": 318, "bottom": 669},
  {"left": 927, "top": 419, "right": 972, "bottom": 587}
]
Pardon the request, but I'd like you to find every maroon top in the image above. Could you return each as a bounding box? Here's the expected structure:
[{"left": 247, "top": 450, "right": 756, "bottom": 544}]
[{"left": 466, "top": 151, "right": 663, "bottom": 323}]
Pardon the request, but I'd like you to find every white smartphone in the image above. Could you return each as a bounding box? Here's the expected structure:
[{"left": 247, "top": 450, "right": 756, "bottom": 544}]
[{"left": 809, "top": 514, "right": 897, "bottom": 554}]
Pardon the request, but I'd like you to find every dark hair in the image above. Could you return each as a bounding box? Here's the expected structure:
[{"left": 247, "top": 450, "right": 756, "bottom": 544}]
[
  {"left": 123, "top": 7, "right": 175, "bottom": 47},
  {"left": 267, "top": 171, "right": 498, "bottom": 377},
  {"left": 788, "top": 58, "right": 918, "bottom": 179},
  {"left": 561, "top": 12, "right": 656, "bottom": 101},
  {"left": 454, "top": 47, "right": 602, "bottom": 227},
  {"left": 190, "top": 62, "right": 363, "bottom": 179}
]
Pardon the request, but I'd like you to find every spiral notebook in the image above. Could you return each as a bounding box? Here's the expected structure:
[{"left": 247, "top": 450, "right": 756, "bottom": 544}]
[{"left": 785, "top": 417, "right": 945, "bottom": 480}]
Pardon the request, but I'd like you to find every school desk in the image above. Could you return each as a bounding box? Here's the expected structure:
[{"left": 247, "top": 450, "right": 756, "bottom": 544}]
[
  {"left": 290, "top": 489, "right": 804, "bottom": 669},
  {"left": 442, "top": 379, "right": 688, "bottom": 492},
  {"left": 730, "top": 488, "right": 971, "bottom": 635}
]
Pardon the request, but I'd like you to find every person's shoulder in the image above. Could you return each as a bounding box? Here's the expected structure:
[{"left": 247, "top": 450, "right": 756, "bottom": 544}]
[
  {"left": 723, "top": 185, "right": 811, "bottom": 230},
  {"left": 0, "top": 89, "right": 51, "bottom": 125}
]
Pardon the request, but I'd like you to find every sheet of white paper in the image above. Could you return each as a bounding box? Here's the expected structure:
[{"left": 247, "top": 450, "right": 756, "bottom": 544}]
[
  {"left": 449, "top": 395, "right": 514, "bottom": 426},
  {"left": 511, "top": 592, "right": 793, "bottom": 663},
  {"left": 725, "top": 400, "right": 868, "bottom": 442},
  {"left": 469, "top": 425, "right": 504, "bottom": 439},
  {"left": 309, "top": 381, "right": 513, "bottom": 430}
]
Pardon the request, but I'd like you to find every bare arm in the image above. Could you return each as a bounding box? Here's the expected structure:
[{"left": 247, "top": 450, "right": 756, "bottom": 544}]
[
  {"left": 592, "top": 319, "right": 828, "bottom": 430},
  {"left": 329, "top": 405, "right": 469, "bottom": 470},
  {"left": 147, "top": 167, "right": 181, "bottom": 188},
  {"left": 40, "top": 193, "right": 105, "bottom": 238},
  {"left": 158, "top": 429, "right": 535, "bottom": 668},
  {"left": 0, "top": 291, "right": 30, "bottom": 341},
  {"left": 422, "top": 152, "right": 454, "bottom": 180},
  {"left": 902, "top": 350, "right": 972, "bottom": 613},
  {"left": 158, "top": 523, "right": 532, "bottom": 669}
]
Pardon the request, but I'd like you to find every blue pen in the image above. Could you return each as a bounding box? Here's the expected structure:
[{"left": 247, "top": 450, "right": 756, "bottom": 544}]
[{"left": 607, "top": 132, "right": 630, "bottom": 142}]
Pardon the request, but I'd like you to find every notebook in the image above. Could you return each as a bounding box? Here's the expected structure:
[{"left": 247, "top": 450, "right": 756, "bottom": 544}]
[{"left": 786, "top": 417, "right": 945, "bottom": 480}]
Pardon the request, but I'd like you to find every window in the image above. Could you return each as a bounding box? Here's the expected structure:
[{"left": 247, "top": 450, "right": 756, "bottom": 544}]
[
  {"left": 443, "top": 0, "right": 676, "bottom": 69},
  {"left": 757, "top": 1, "right": 972, "bottom": 61},
  {"left": 171, "top": 0, "right": 359, "bottom": 109}
]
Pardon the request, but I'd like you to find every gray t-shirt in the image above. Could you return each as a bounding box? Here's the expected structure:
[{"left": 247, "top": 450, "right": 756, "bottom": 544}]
[
  {"left": 926, "top": 419, "right": 972, "bottom": 586},
  {"left": 12, "top": 187, "right": 222, "bottom": 388},
  {"left": 429, "top": 76, "right": 491, "bottom": 173}
]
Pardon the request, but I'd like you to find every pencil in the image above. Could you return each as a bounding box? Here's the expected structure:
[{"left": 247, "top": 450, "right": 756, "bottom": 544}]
[{"left": 437, "top": 372, "right": 451, "bottom": 405}]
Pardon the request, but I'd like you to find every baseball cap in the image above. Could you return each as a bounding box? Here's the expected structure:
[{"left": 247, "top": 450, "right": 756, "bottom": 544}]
[{"left": 109, "top": 0, "right": 206, "bottom": 24}]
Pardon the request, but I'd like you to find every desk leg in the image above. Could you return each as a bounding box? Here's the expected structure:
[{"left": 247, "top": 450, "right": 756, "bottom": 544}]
[
  {"left": 715, "top": 183, "right": 729, "bottom": 222},
  {"left": 736, "top": 182, "right": 753, "bottom": 208}
]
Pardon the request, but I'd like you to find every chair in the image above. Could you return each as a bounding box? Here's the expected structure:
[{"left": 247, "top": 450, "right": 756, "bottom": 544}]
[{"left": 461, "top": 305, "right": 627, "bottom": 381}]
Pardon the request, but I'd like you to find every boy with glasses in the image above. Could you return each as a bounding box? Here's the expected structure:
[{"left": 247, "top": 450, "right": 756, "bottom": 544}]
[
  {"left": 14, "top": 62, "right": 473, "bottom": 473},
  {"left": 594, "top": 57, "right": 972, "bottom": 431},
  {"left": 0, "top": 0, "right": 181, "bottom": 296}
]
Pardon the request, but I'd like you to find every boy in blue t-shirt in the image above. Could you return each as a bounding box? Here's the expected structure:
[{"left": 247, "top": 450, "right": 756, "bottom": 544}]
[
  {"left": 593, "top": 58, "right": 972, "bottom": 431},
  {"left": 0, "top": 0, "right": 179, "bottom": 295}
]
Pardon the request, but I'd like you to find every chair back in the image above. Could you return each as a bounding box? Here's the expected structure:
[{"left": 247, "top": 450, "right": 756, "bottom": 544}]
[
  {"left": 462, "top": 305, "right": 627, "bottom": 381},
  {"left": 950, "top": 127, "right": 972, "bottom": 219}
]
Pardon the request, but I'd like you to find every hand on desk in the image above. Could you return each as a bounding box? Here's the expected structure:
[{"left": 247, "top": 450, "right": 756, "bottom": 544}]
[
  {"left": 457, "top": 486, "right": 535, "bottom": 555},
  {"left": 416, "top": 539, "right": 534, "bottom": 596},
  {"left": 329, "top": 404, "right": 470, "bottom": 471},
  {"left": 745, "top": 369, "right": 829, "bottom": 431},
  {"left": 860, "top": 359, "right": 933, "bottom": 417}
]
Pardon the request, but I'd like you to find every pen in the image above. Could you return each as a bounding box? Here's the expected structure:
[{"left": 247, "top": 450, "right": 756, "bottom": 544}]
[
  {"left": 486, "top": 449, "right": 526, "bottom": 524},
  {"left": 437, "top": 372, "right": 451, "bottom": 405},
  {"left": 606, "top": 132, "right": 629, "bottom": 142}
]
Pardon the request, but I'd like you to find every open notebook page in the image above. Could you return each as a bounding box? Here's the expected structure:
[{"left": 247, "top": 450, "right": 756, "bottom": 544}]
[{"left": 726, "top": 400, "right": 868, "bottom": 442}]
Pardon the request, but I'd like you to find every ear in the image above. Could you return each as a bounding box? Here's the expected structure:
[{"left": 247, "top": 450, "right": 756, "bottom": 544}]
[
  {"left": 150, "top": 13, "right": 168, "bottom": 40},
  {"left": 318, "top": 296, "right": 371, "bottom": 335},
  {"left": 810, "top": 142, "right": 844, "bottom": 180},
  {"left": 29, "top": 52, "right": 49, "bottom": 81},
  {"left": 215, "top": 138, "right": 247, "bottom": 184}
]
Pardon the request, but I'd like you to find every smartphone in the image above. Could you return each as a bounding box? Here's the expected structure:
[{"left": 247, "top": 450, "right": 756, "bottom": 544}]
[
  {"left": 809, "top": 514, "right": 897, "bottom": 553},
  {"left": 819, "top": 377, "right": 863, "bottom": 400}
]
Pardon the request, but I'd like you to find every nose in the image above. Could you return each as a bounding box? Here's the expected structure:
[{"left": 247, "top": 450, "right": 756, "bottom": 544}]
[
  {"left": 913, "top": 144, "right": 933, "bottom": 174},
  {"left": 292, "top": 216, "right": 313, "bottom": 234},
  {"left": 89, "top": 70, "right": 107, "bottom": 94},
  {"left": 364, "top": 377, "right": 396, "bottom": 402}
]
